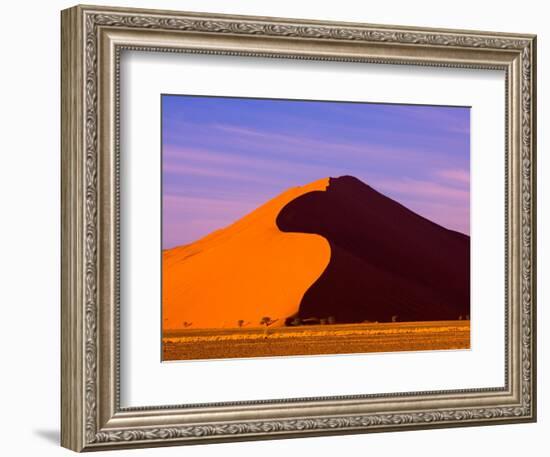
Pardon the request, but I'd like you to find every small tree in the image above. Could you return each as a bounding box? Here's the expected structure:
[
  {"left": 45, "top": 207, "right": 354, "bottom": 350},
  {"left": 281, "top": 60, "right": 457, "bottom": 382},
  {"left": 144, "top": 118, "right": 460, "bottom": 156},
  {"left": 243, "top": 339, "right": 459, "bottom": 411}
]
[
  {"left": 260, "top": 316, "right": 279, "bottom": 338},
  {"left": 260, "top": 316, "right": 273, "bottom": 327},
  {"left": 237, "top": 319, "right": 245, "bottom": 328}
]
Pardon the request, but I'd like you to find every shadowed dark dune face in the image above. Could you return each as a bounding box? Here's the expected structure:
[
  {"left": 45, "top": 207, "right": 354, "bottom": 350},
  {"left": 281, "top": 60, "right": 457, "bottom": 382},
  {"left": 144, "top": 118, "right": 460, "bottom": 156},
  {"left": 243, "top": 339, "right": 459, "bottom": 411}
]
[{"left": 276, "top": 176, "right": 470, "bottom": 324}]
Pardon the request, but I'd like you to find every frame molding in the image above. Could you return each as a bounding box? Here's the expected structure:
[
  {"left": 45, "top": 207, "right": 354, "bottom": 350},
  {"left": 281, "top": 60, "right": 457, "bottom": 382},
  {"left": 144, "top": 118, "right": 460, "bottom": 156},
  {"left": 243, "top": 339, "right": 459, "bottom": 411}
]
[{"left": 61, "top": 4, "right": 536, "bottom": 451}]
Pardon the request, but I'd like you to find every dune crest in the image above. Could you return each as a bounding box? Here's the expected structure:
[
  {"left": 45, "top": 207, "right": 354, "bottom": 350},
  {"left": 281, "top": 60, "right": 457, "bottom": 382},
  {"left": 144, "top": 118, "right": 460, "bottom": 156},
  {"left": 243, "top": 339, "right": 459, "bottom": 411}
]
[{"left": 163, "top": 178, "right": 331, "bottom": 330}]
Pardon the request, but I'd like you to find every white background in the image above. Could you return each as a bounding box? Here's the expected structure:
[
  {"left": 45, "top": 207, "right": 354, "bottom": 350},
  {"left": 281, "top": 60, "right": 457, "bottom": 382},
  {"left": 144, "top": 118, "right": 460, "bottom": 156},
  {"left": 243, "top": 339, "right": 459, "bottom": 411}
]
[
  {"left": 122, "top": 53, "right": 505, "bottom": 406},
  {"left": 0, "top": 1, "right": 546, "bottom": 456}
]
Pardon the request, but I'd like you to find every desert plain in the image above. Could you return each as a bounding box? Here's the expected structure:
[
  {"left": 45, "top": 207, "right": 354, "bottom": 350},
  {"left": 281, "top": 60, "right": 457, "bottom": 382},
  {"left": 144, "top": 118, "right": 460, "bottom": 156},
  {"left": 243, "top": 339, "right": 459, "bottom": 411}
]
[{"left": 163, "top": 320, "right": 470, "bottom": 361}]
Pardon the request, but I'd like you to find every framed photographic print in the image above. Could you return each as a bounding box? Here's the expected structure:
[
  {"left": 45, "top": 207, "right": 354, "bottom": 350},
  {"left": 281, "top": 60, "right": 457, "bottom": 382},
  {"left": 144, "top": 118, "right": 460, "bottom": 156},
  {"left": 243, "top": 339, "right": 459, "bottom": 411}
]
[{"left": 61, "top": 4, "right": 537, "bottom": 452}]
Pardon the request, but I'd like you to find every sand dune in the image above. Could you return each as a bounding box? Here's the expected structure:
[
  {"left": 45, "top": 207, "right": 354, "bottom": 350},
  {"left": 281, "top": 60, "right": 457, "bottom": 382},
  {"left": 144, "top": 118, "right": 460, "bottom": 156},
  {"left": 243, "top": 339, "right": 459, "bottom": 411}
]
[
  {"left": 162, "top": 178, "right": 331, "bottom": 330},
  {"left": 277, "top": 176, "right": 470, "bottom": 323},
  {"left": 163, "top": 175, "right": 470, "bottom": 331}
]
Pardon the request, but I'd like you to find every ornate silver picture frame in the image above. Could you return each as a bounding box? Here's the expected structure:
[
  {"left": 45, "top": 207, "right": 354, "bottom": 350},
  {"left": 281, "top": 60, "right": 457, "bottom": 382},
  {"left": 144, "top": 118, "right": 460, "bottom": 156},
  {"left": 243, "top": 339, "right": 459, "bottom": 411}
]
[{"left": 61, "top": 4, "right": 536, "bottom": 452}]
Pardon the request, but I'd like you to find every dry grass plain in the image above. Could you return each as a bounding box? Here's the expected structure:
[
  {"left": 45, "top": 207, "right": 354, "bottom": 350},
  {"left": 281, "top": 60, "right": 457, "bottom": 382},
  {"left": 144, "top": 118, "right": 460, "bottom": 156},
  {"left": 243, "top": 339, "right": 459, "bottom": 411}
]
[{"left": 162, "top": 320, "right": 470, "bottom": 361}]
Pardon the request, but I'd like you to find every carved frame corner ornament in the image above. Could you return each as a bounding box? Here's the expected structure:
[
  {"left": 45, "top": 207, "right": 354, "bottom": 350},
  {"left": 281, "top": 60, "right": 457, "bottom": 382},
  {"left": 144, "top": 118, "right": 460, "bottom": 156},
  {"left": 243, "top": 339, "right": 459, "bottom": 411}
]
[{"left": 61, "top": 4, "right": 536, "bottom": 452}]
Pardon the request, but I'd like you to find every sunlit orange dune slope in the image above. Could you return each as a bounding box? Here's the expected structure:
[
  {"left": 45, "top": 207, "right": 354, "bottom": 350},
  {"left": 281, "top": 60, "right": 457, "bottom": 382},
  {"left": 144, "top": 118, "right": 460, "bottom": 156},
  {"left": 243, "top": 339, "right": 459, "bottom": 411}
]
[{"left": 162, "top": 178, "right": 331, "bottom": 330}]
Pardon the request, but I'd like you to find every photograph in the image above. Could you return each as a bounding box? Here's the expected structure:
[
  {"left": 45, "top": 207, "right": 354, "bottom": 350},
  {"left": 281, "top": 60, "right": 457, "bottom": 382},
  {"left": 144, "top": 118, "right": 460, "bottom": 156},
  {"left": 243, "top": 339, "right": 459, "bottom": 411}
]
[{"left": 161, "top": 95, "right": 472, "bottom": 361}]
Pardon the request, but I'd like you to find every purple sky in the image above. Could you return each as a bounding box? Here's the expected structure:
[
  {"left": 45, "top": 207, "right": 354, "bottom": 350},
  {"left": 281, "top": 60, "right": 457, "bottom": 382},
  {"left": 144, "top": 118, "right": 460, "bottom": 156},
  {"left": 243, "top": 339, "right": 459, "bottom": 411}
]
[{"left": 162, "top": 95, "right": 470, "bottom": 249}]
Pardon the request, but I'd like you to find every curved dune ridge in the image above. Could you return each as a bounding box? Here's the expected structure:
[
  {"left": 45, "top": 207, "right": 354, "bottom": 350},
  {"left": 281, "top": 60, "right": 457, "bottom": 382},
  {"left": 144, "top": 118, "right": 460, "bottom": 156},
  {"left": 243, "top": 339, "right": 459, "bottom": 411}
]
[
  {"left": 276, "top": 176, "right": 470, "bottom": 323},
  {"left": 162, "top": 178, "right": 331, "bottom": 330}
]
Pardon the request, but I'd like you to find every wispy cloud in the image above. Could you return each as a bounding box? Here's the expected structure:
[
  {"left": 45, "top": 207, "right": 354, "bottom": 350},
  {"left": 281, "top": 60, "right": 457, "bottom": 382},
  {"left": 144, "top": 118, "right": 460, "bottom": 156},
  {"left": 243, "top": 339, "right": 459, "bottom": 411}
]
[
  {"left": 163, "top": 145, "right": 335, "bottom": 178},
  {"left": 165, "top": 121, "right": 453, "bottom": 168},
  {"left": 372, "top": 178, "right": 470, "bottom": 203},
  {"left": 435, "top": 168, "right": 470, "bottom": 186},
  {"left": 163, "top": 194, "right": 262, "bottom": 214},
  {"left": 163, "top": 162, "right": 282, "bottom": 185},
  {"left": 211, "top": 123, "right": 433, "bottom": 164}
]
